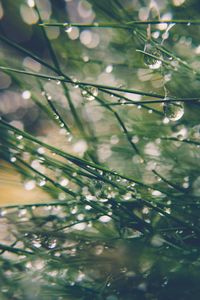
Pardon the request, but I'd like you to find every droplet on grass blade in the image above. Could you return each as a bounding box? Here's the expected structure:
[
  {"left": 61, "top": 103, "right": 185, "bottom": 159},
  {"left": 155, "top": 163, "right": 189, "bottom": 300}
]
[
  {"left": 81, "top": 86, "right": 98, "bottom": 101},
  {"left": 163, "top": 99, "right": 184, "bottom": 121},
  {"left": 22, "top": 90, "right": 31, "bottom": 99},
  {"left": 143, "top": 44, "right": 162, "bottom": 70},
  {"left": 99, "top": 215, "right": 112, "bottom": 223},
  {"left": 10, "top": 157, "right": 17, "bottom": 163},
  {"left": 43, "top": 238, "right": 57, "bottom": 249},
  {"left": 64, "top": 23, "right": 72, "bottom": 33},
  {"left": 32, "top": 236, "right": 42, "bottom": 248}
]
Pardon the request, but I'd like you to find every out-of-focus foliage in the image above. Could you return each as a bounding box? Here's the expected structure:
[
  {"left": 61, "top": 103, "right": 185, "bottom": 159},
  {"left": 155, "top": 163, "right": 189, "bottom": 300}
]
[{"left": 0, "top": 0, "right": 200, "bottom": 299}]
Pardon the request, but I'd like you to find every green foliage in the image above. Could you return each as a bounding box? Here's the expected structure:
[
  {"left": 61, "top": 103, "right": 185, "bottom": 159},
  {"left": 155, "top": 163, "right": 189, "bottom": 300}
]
[{"left": 0, "top": 0, "right": 200, "bottom": 299}]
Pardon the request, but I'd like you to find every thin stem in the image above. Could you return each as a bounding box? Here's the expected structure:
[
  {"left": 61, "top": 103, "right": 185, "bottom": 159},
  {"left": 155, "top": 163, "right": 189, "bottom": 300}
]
[
  {"left": 40, "top": 19, "right": 200, "bottom": 29},
  {"left": 0, "top": 243, "right": 33, "bottom": 255},
  {"left": 0, "top": 66, "right": 164, "bottom": 98}
]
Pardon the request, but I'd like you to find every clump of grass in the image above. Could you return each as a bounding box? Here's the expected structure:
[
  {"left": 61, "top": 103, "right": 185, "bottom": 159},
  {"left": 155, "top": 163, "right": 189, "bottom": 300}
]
[{"left": 0, "top": 0, "right": 200, "bottom": 299}]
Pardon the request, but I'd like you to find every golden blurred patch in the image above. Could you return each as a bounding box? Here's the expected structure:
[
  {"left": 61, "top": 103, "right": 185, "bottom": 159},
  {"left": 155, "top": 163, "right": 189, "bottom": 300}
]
[{"left": 0, "top": 160, "right": 51, "bottom": 207}]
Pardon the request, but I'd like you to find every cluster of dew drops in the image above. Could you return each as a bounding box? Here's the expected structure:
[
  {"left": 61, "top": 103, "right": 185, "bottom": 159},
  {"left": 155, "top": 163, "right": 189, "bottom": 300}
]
[
  {"left": 143, "top": 43, "right": 184, "bottom": 122},
  {"left": 64, "top": 22, "right": 184, "bottom": 122}
]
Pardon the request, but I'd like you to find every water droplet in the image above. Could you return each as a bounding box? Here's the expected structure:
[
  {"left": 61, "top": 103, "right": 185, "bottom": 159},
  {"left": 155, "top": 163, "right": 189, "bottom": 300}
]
[
  {"left": 163, "top": 116, "right": 170, "bottom": 124},
  {"left": 123, "top": 192, "right": 132, "bottom": 200},
  {"left": 24, "top": 180, "right": 36, "bottom": 191},
  {"left": 64, "top": 23, "right": 72, "bottom": 33},
  {"left": 163, "top": 99, "right": 184, "bottom": 121},
  {"left": 164, "top": 73, "right": 172, "bottom": 83},
  {"left": 32, "top": 237, "right": 42, "bottom": 248},
  {"left": 105, "top": 64, "right": 113, "bottom": 73},
  {"left": 0, "top": 209, "right": 8, "bottom": 216},
  {"left": 27, "top": 0, "right": 35, "bottom": 8},
  {"left": 16, "top": 135, "right": 23, "bottom": 140},
  {"left": 82, "top": 55, "right": 89, "bottom": 62},
  {"left": 131, "top": 135, "right": 139, "bottom": 143},
  {"left": 81, "top": 86, "right": 98, "bottom": 101},
  {"left": 118, "top": 98, "right": 126, "bottom": 105},
  {"left": 37, "top": 147, "right": 45, "bottom": 154},
  {"left": 72, "top": 80, "right": 79, "bottom": 89},
  {"left": 67, "top": 133, "right": 73, "bottom": 142},
  {"left": 165, "top": 207, "right": 171, "bottom": 214},
  {"left": 99, "top": 215, "right": 112, "bottom": 223},
  {"left": 10, "top": 157, "right": 16, "bottom": 163},
  {"left": 72, "top": 222, "right": 87, "bottom": 230},
  {"left": 143, "top": 44, "right": 162, "bottom": 69},
  {"left": 44, "top": 238, "right": 57, "bottom": 249},
  {"left": 22, "top": 90, "right": 31, "bottom": 99},
  {"left": 37, "top": 178, "right": 46, "bottom": 187},
  {"left": 59, "top": 178, "right": 69, "bottom": 187},
  {"left": 138, "top": 282, "right": 147, "bottom": 291}
]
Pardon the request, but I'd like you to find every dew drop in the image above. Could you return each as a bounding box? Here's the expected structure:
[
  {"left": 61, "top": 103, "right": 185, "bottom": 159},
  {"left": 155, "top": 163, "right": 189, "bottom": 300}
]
[
  {"left": 27, "top": 0, "right": 35, "bottom": 8},
  {"left": 22, "top": 90, "right": 31, "bottom": 99},
  {"left": 82, "top": 55, "right": 89, "bottom": 62},
  {"left": 105, "top": 64, "right": 113, "bottom": 73},
  {"left": 0, "top": 209, "right": 7, "bottom": 216},
  {"left": 118, "top": 98, "right": 126, "bottom": 105},
  {"left": 32, "top": 237, "right": 42, "bottom": 248},
  {"left": 163, "top": 99, "right": 184, "bottom": 121},
  {"left": 59, "top": 177, "right": 69, "bottom": 187},
  {"left": 16, "top": 135, "right": 23, "bottom": 140},
  {"left": 67, "top": 133, "right": 73, "bottom": 142},
  {"left": 24, "top": 180, "right": 36, "bottom": 191},
  {"left": 99, "top": 215, "right": 112, "bottom": 223},
  {"left": 10, "top": 157, "right": 17, "bottom": 163},
  {"left": 37, "top": 147, "right": 45, "bottom": 154},
  {"left": 64, "top": 23, "right": 72, "bottom": 33},
  {"left": 131, "top": 135, "right": 139, "bottom": 143},
  {"left": 81, "top": 86, "right": 98, "bottom": 101},
  {"left": 143, "top": 44, "right": 162, "bottom": 70},
  {"left": 37, "top": 178, "right": 46, "bottom": 187},
  {"left": 47, "top": 94, "right": 52, "bottom": 100},
  {"left": 44, "top": 238, "right": 57, "bottom": 249}
]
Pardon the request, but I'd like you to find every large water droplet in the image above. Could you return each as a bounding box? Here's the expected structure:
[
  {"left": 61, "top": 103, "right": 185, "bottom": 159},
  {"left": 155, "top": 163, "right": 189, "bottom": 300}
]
[
  {"left": 163, "top": 99, "right": 184, "bottom": 121},
  {"left": 143, "top": 44, "right": 162, "bottom": 70}
]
